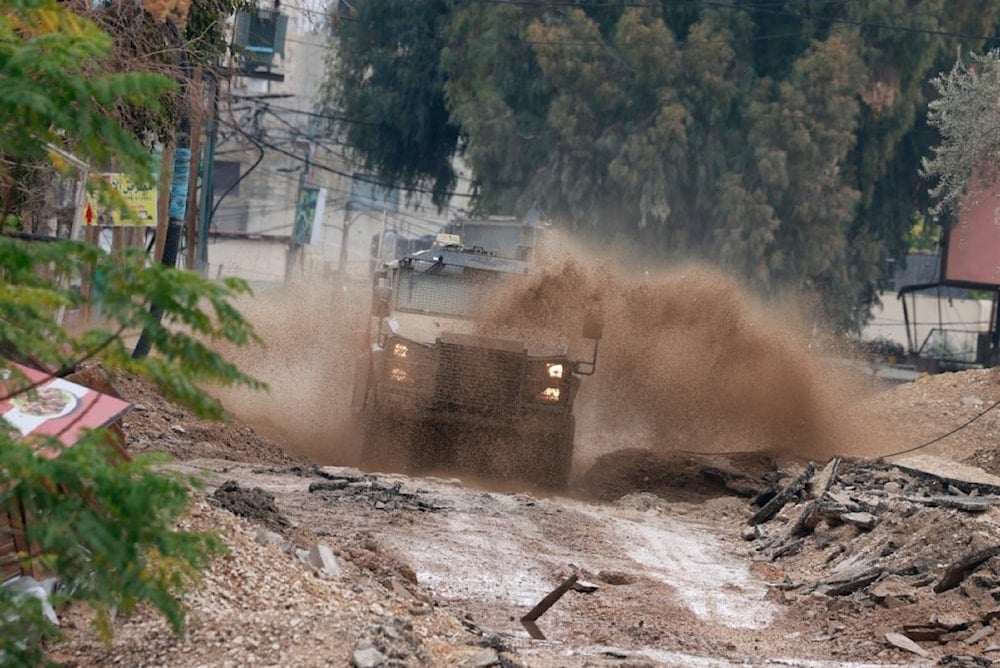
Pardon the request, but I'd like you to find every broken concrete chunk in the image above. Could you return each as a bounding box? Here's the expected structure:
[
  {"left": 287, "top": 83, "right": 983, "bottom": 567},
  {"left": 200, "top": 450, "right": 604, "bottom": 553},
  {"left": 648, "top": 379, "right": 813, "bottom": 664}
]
[
  {"left": 749, "top": 465, "right": 815, "bottom": 526},
  {"left": 571, "top": 580, "right": 599, "bottom": 594},
  {"left": 308, "top": 543, "right": 342, "bottom": 578},
  {"left": 933, "top": 612, "right": 971, "bottom": 631},
  {"left": 255, "top": 529, "right": 284, "bottom": 547},
  {"left": 870, "top": 577, "right": 917, "bottom": 604},
  {"left": 352, "top": 645, "right": 385, "bottom": 668},
  {"left": 825, "top": 491, "right": 861, "bottom": 513},
  {"left": 935, "top": 545, "right": 1000, "bottom": 593},
  {"left": 909, "top": 495, "right": 998, "bottom": 513},
  {"left": 809, "top": 458, "right": 841, "bottom": 498},
  {"left": 461, "top": 648, "right": 500, "bottom": 667},
  {"left": 822, "top": 568, "right": 882, "bottom": 596},
  {"left": 885, "top": 631, "right": 930, "bottom": 658},
  {"left": 882, "top": 595, "right": 911, "bottom": 609},
  {"left": 964, "top": 625, "right": 996, "bottom": 645}
]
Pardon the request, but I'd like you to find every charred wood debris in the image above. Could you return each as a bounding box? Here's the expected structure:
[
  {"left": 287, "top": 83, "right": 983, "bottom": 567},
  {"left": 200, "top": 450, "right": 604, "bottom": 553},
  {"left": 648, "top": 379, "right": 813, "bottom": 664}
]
[{"left": 736, "top": 455, "right": 1000, "bottom": 656}]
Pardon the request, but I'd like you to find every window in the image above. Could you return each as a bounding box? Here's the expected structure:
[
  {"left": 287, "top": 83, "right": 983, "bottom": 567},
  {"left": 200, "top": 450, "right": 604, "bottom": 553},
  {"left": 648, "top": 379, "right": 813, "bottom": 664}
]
[{"left": 213, "top": 161, "right": 241, "bottom": 197}]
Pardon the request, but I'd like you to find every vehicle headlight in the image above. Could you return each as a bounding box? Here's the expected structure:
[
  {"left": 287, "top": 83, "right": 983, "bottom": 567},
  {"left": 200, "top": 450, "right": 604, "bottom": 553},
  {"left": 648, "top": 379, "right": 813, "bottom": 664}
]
[
  {"left": 536, "top": 387, "right": 561, "bottom": 404},
  {"left": 527, "top": 359, "right": 569, "bottom": 404},
  {"left": 384, "top": 338, "right": 429, "bottom": 385},
  {"left": 389, "top": 367, "right": 412, "bottom": 384}
]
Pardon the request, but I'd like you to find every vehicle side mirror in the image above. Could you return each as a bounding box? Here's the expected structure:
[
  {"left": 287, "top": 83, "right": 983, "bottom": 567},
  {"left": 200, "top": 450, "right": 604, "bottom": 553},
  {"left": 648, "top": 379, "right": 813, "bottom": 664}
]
[
  {"left": 582, "top": 312, "right": 603, "bottom": 340},
  {"left": 372, "top": 285, "right": 392, "bottom": 318}
]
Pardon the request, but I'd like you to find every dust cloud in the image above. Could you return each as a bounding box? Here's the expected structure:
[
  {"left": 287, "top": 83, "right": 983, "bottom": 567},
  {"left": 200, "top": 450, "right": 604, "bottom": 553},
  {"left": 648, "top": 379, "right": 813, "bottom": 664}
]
[
  {"left": 210, "top": 281, "right": 367, "bottom": 465},
  {"left": 483, "top": 242, "right": 879, "bottom": 469},
  {"left": 212, "top": 241, "right": 880, "bottom": 474}
]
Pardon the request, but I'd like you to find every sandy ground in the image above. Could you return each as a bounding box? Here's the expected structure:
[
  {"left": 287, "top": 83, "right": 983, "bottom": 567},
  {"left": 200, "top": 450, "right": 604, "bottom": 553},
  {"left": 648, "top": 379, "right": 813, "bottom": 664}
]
[{"left": 41, "top": 274, "right": 1000, "bottom": 667}]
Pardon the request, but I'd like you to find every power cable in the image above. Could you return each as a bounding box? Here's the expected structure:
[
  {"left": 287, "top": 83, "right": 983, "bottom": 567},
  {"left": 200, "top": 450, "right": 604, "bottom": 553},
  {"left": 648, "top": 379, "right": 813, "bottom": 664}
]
[
  {"left": 209, "top": 106, "right": 267, "bottom": 230},
  {"left": 880, "top": 397, "right": 1000, "bottom": 458},
  {"left": 217, "top": 117, "right": 474, "bottom": 199}
]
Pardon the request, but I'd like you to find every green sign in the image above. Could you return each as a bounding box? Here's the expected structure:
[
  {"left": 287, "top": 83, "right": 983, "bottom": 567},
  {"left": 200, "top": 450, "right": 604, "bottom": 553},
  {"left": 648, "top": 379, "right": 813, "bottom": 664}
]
[{"left": 293, "top": 187, "right": 319, "bottom": 245}]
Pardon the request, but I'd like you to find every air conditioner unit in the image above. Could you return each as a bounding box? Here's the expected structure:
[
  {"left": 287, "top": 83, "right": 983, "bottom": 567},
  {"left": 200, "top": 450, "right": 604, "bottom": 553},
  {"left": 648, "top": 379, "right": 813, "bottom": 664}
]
[{"left": 233, "top": 10, "right": 288, "bottom": 68}]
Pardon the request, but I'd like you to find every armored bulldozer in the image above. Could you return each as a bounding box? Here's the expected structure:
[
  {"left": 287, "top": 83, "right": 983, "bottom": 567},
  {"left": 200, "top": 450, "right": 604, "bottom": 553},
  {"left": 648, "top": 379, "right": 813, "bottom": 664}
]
[{"left": 351, "top": 234, "right": 601, "bottom": 489}]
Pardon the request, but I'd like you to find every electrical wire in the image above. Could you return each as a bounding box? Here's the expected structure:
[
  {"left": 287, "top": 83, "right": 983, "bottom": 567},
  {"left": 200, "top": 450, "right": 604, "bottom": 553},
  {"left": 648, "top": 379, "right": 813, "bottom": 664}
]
[
  {"left": 216, "top": 117, "right": 475, "bottom": 199},
  {"left": 880, "top": 397, "right": 1000, "bottom": 458},
  {"left": 672, "top": 395, "right": 1000, "bottom": 460}
]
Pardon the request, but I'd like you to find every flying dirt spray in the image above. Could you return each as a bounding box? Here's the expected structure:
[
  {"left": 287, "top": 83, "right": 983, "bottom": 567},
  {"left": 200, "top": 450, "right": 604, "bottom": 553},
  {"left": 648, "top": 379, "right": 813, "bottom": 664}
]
[
  {"left": 211, "top": 282, "right": 368, "bottom": 464},
  {"left": 213, "top": 250, "right": 875, "bottom": 472},
  {"left": 481, "top": 249, "right": 875, "bottom": 468}
]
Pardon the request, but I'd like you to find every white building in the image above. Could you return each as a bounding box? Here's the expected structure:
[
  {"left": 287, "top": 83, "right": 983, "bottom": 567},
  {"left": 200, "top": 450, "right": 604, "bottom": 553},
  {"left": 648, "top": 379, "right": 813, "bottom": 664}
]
[{"left": 205, "top": 1, "right": 470, "bottom": 287}]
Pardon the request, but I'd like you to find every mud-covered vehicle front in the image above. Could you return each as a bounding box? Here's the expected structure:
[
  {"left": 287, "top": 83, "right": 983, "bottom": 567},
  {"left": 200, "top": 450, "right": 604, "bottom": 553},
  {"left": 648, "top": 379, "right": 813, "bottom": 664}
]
[{"left": 351, "top": 240, "right": 600, "bottom": 489}]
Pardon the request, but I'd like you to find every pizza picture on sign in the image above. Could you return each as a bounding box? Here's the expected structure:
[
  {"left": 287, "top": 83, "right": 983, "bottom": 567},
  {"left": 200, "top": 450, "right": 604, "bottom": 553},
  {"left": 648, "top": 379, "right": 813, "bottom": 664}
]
[{"left": 10, "top": 387, "right": 78, "bottom": 419}]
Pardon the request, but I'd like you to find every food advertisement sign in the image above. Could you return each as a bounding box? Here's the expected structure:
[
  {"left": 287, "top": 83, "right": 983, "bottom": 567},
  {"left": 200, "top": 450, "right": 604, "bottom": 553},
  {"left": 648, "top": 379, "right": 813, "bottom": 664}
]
[
  {"left": 0, "top": 364, "right": 131, "bottom": 455},
  {"left": 84, "top": 173, "right": 158, "bottom": 227}
]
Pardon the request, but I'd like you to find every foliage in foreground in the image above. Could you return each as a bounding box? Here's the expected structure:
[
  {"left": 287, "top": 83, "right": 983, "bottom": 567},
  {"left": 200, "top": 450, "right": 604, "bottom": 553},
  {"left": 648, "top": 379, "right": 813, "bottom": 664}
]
[
  {"left": 0, "top": 1, "right": 265, "bottom": 664},
  {"left": 0, "top": 0, "right": 173, "bottom": 221},
  {"left": 0, "top": 441, "right": 225, "bottom": 665},
  {"left": 0, "top": 236, "right": 264, "bottom": 665}
]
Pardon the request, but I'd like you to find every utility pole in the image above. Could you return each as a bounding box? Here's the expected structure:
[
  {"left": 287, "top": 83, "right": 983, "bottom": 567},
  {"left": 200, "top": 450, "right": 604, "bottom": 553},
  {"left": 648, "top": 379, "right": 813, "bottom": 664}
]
[
  {"left": 338, "top": 201, "right": 353, "bottom": 281},
  {"left": 284, "top": 140, "right": 311, "bottom": 285},
  {"left": 196, "top": 68, "right": 221, "bottom": 276},
  {"left": 133, "top": 20, "right": 193, "bottom": 359}
]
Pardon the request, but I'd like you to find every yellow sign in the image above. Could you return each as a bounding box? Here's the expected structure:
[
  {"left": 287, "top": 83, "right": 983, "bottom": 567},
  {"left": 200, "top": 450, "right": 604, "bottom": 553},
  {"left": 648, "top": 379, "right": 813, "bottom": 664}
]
[{"left": 85, "top": 173, "right": 158, "bottom": 227}]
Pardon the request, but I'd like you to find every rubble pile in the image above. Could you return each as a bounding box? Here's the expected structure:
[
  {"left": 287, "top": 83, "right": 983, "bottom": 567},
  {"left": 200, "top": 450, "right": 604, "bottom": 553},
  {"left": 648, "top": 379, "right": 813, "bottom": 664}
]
[{"left": 748, "top": 455, "right": 1000, "bottom": 659}]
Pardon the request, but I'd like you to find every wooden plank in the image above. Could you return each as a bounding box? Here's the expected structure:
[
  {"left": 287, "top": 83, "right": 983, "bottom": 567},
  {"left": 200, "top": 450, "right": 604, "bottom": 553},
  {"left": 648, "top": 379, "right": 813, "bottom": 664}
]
[
  {"left": 522, "top": 573, "right": 578, "bottom": 622},
  {"left": 749, "top": 464, "right": 815, "bottom": 526},
  {"left": 0, "top": 506, "right": 21, "bottom": 582},
  {"left": 111, "top": 225, "right": 124, "bottom": 252},
  {"left": 5, "top": 500, "right": 31, "bottom": 580}
]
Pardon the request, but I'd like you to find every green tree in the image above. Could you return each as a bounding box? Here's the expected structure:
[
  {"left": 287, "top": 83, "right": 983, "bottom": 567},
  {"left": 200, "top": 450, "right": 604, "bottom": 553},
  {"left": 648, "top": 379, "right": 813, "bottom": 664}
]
[
  {"left": 0, "top": 1, "right": 262, "bottom": 663},
  {"left": 323, "top": 0, "right": 1000, "bottom": 331},
  {"left": 922, "top": 48, "right": 1000, "bottom": 214},
  {"left": 322, "top": 0, "right": 460, "bottom": 205}
]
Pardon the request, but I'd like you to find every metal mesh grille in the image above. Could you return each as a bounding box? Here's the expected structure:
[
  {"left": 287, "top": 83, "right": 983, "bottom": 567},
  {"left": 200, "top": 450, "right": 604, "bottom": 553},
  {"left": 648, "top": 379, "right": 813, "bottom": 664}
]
[
  {"left": 433, "top": 343, "right": 524, "bottom": 415},
  {"left": 397, "top": 269, "right": 492, "bottom": 318}
]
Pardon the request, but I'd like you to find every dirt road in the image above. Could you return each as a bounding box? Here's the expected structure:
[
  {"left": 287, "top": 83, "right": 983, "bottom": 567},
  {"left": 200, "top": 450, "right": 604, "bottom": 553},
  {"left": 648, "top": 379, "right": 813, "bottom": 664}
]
[{"left": 47, "top": 274, "right": 1000, "bottom": 666}]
